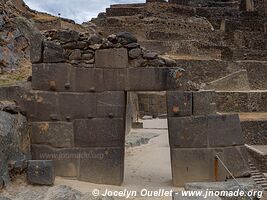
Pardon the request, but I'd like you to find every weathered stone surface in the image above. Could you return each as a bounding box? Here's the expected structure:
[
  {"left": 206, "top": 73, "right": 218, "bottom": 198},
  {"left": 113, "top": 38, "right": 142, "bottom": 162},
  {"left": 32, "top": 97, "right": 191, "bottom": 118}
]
[
  {"left": 78, "top": 147, "right": 124, "bottom": 185},
  {"left": 207, "top": 114, "right": 244, "bottom": 147},
  {"left": 102, "top": 69, "right": 127, "bottom": 91},
  {"left": 171, "top": 148, "right": 215, "bottom": 187},
  {"left": 166, "top": 91, "right": 192, "bottom": 117},
  {"left": 32, "top": 63, "right": 71, "bottom": 91},
  {"left": 31, "top": 122, "right": 74, "bottom": 148},
  {"left": 127, "top": 67, "right": 169, "bottom": 91},
  {"left": 27, "top": 160, "right": 55, "bottom": 186},
  {"left": 53, "top": 30, "right": 79, "bottom": 43},
  {"left": 23, "top": 91, "right": 59, "bottom": 121},
  {"left": 58, "top": 93, "right": 97, "bottom": 120},
  {"left": 128, "top": 48, "right": 142, "bottom": 59},
  {"left": 43, "top": 41, "right": 65, "bottom": 63},
  {"left": 97, "top": 91, "right": 126, "bottom": 118},
  {"left": 171, "top": 146, "right": 249, "bottom": 187},
  {"left": 30, "top": 33, "right": 43, "bottom": 63},
  {"left": 95, "top": 48, "right": 128, "bottom": 68},
  {"left": 74, "top": 118, "right": 125, "bottom": 147},
  {"left": 72, "top": 67, "right": 103, "bottom": 92},
  {"left": 31, "top": 145, "right": 79, "bottom": 177},
  {"left": 69, "top": 49, "right": 82, "bottom": 60},
  {"left": 193, "top": 90, "right": 216, "bottom": 115},
  {"left": 0, "top": 111, "right": 30, "bottom": 184},
  {"left": 116, "top": 32, "right": 137, "bottom": 45},
  {"left": 168, "top": 116, "right": 208, "bottom": 148}
]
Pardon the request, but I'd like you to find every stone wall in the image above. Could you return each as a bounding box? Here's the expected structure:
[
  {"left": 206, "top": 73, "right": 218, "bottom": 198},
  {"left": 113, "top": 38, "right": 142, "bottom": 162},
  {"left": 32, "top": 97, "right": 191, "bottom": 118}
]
[
  {"left": 166, "top": 90, "right": 250, "bottom": 186},
  {"left": 25, "top": 29, "right": 188, "bottom": 185}
]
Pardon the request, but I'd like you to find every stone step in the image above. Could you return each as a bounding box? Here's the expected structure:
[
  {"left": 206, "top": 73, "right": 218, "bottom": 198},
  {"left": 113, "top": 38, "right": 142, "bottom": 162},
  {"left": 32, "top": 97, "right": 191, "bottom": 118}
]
[{"left": 246, "top": 145, "right": 267, "bottom": 173}]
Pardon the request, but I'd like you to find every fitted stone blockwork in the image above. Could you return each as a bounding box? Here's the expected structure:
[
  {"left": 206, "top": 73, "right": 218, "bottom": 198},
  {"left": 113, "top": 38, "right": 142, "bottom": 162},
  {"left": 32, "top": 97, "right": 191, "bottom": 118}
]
[
  {"left": 95, "top": 48, "right": 128, "bottom": 68},
  {"left": 166, "top": 91, "right": 192, "bottom": 117},
  {"left": 74, "top": 118, "right": 125, "bottom": 147},
  {"left": 31, "top": 122, "right": 74, "bottom": 148},
  {"left": 78, "top": 147, "right": 124, "bottom": 185},
  {"left": 193, "top": 90, "right": 216, "bottom": 115}
]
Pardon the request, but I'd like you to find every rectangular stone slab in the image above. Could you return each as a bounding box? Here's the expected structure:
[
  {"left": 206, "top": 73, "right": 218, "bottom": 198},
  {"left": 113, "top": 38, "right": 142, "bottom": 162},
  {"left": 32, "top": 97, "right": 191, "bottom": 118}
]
[
  {"left": 102, "top": 69, "right": 127, "bottom": 91},
  {"left": 96, "top": 91, "right": 126, "bottom": 118},
  {"left": 23, "top": 91, "right": 59, "bottom": 121},
  {"left": 168, "top": 116, "right": 208, "bottom": 148},
  {"left": 58, "top": 93, "right": 97, "bottom": 120},
  {"left": 74, "top": 118, "right": 125, "bottom": 147},
  {"left": 71, "top": 67, "right": 103, "bottom": 92},
  {"left": 32, "top": 63, "right": 71, "bottom": 92},
  {"left": 127, "top": 67, "right": 169, "bottom": 91},
  {"left": 207, "top": 114, "right": 244, "bottom": 147},
  {"left": 31, "top": 122, "right": 74, "bottom": 148},
  {"left": 27, "top": 160, "right": 55, "bottom": 186},
  {"left": 166, "top": 91, "right": 192, "bottom": 117},
  {"left": 78, "top": 147, "right": 124, "bottom": 185},
  {"left": 193, "top": 90, "right": 216, "bottom": 115},
  {"left": 95, "top": 48, "right": 128, "bottom": 68},
  {"left": 171, "top": 146, "right": 249, "bottom": 187},
  {"left": 31, "top": 144, "right": 79, "bottom": 177}
]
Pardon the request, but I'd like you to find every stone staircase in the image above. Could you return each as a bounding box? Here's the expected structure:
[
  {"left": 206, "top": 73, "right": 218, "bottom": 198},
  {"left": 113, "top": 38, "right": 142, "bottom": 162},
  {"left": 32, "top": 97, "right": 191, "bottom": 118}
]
[{"left": 249, "top": 161, "right": 267, "bottom": 191}]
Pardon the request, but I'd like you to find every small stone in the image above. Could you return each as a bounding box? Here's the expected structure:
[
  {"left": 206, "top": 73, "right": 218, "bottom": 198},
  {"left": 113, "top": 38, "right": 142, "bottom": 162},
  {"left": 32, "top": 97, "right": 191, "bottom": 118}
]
[
  {"left": 89, "top": 44, "right": 101, "bottom": 50},
  {"left": 163, "top": 57, "right": 177, "bottom": 67},
  {"left": 124, "top": 42, "right": 140, "bottom": 49},
  {"left": 27, "top": 160, "right": 55, "bottom": 186},
  {"left": 69, "top": 49, "right": 81, "bottom": 60},
  {"left": 107, "top": 34, "right": 117, "bottom": 43},
  {"left": 116, "top": 32, "right": 138, "bottom": 45},
  {"left": 128, "top": 48, "right": 142, "bottom": 59},
  {"left": 81, "top": 53, "right": 93, "bottom": 60},
  {"left": 43, "top": 41, "right": 65, "bottom": 63},
  {"left": 143, "top": 51, "right": 158, "bottom": 59},
  {"left": 148, "top": 58, "right": 165, "bottom": 67},
  {"left": 53, "top": 30, "right": 79, "bottom": 42},
  {"left": 88, "top": 34, "right": 103, "bottom": 45}
]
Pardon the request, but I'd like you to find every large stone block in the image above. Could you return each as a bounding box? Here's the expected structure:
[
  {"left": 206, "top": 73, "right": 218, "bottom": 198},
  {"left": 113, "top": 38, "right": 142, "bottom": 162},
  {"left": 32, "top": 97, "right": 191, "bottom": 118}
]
[
  {"left": 78, "top": 147, "right": 124, "bottom": 185},
  {"left": 27, "top": 160, "right": 55, "bottom": 185},
  {"left": 30, "top": 33, "right": 43, "bottom": 63},
  {"left": 168, "top": 116, "right": 208, "bottom": 148},
  {"left": 97, "top": 91, "right": 126, "bottom": 118},
  {"left": 102, "top": 69, "right": 127, "bottom": 91},
  {"left": 74, "top": 118, "right": 125, "bottom": 147},
  {"left": 171, "top": 146, "right": 250, "bottom": 187},
  {"left": 31, "top": 122, "right": 74, "bottom": 148},
  {"left": 223, "top": 146, "right": 250, "bottom": 178},
  {"left": 207, "top": 114, "right": 244, "bottom": 147},
  {"left": 171, "top": 148, "right": 215, "bottom": 187},
  {"left": 166, "top": 91, "right": 192, "bottom": 117},
  {"left": 127, "top": 67, "right": 169, "bottom": 91},
  {"left": 23, "top": 91, "right": 59, "bottom": 121},
  {"left": 31, "top": 145, "right": 79, "bottom": 177},
  {"left": 193, "top": 90, "right": 216, "bottom": 115},
  {"left": 95, "top": 48, "right": 128, "bottom": 68},
  {"left": 58, "top": 93, "right": 97, "bottom": 120},
  {"left": 71, "top": 67, "right": 103, "bottom": 92},
  {"left": 32, "top": 63, "right": 71, "bottom": 91},
  {"left": 43, "top": 41, "right": 65, "bottom": 63}
]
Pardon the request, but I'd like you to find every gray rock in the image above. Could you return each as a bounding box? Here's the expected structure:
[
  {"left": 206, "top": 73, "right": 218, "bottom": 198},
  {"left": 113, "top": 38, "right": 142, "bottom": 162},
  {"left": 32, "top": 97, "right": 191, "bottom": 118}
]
[
  {"left": 125, "top": 132, "right": 159, "bottom": 147},
  {"left": 124, "top": 43, "right": 140, "bottom": 49},
  {"left": 128, "top": 48, "right": 142, "bottom": 59},
  {"left": 0, "top": 111, "right": 30, "bottom": 185},
  {"left": 143, "top": 51, "right": 158, "bottom": 59},
  {"left": 53, "top": 30, "right": 79, "bottom": 43},
  {"left": 88, "top": 34, "right": 103, "bottom": 45},
  {"left": 69, "top": 49, "right": 82, "bottom": 60},
  {"left": 27, "top": 160, "right": 55, "bottom": 186},
  {"left": 82, "top": 53, "right": 94, "bottom": 60},
  {"left": 43, "top": 41, "right": 65, "bottom": 63},
  {"left": 44, "top": 185, "right": 82, "bottom": 200},
  {"left": 116, "top": 32, "right": 137, "bottom": 45}
]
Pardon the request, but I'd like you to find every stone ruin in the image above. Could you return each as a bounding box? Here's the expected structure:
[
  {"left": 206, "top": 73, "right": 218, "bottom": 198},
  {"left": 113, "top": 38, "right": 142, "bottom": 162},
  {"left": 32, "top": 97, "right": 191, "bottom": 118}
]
[{"left": 0, "top": 0, "right": 266, "bottom": 195}]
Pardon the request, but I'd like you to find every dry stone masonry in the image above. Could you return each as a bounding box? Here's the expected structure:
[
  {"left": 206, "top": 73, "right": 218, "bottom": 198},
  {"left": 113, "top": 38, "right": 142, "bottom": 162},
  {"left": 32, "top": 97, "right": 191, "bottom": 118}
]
[{"left": 20, "top": 28, "right": 251, "bottom": 186}]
